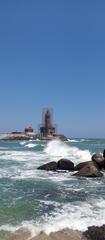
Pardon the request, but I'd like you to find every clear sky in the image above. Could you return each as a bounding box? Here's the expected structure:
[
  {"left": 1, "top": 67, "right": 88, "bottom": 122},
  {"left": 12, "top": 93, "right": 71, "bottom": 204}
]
[{"left": 0, "top": 0, "right": 105, "bottom": 138}]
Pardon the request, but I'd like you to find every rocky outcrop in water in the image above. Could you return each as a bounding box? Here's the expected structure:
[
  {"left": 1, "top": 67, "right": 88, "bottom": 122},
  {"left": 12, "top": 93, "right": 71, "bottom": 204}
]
[
  {"left": 0, "top": 133, "right": 37, "bottom": 141},
  {"left": 38, "top": 159, "right": 74, "bottom": 171},
  {"left": 92, "top": 153, "right": 105, "bottom": 169},
  {"left": 57, "top": 159, "right": 74, "bottom": 171},
  {"left": 73, "top": 162, "right": 103, "bottom": 178},
  {"left": 38, "top": 151, "right": 105, "bottom": 178},
  {"left": 38, "top": 161, "right": 57, "bottom": 171},
  {"left": 74, "top": 161, "right": 99, "bottom": 171}
]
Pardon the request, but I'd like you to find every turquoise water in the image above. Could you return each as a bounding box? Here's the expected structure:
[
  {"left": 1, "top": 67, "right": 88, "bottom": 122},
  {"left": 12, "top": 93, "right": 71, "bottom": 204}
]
[{"left": 0, "top": 138, "right": 105, "bottom": 238}]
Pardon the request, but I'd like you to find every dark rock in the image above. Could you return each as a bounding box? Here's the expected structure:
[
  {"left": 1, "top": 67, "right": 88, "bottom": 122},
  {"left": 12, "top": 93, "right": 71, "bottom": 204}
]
[
  {"left": 73, "top": 163, "right": 103, "bottom": 178},
  {"left": 37, "top": 161, "right": 57, "bottom": 171},
  {"left": 74, "top": 161, "right": 99, "bottom": 171},
  {"left": 103, "top": 149, "right": 105, "bottom": 158},
  {"left": 57, "top": 159, "right": 74, "bottom": 171},
  {"left": 92, "top": 153, "right": 105, "bottom": 169},
  {"left": 83, "top": 225, "right": 105, "bottom": 240}
]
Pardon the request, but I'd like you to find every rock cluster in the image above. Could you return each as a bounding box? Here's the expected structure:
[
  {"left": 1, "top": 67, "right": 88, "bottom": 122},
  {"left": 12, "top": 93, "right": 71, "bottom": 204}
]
[
  {"left": 83, "top": 224, "right": 105, "bottom": 240},
  {"left": 38, "top": 150, "right": 105, "bottom": 178},
  {"left": 38, "top": 159, "right": 74, "bottom": 172}
]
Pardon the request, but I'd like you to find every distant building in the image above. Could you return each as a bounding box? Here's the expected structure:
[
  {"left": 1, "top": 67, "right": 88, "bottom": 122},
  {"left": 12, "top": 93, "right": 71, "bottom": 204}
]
[
  {"left": 40, "top": 108, "right": 56, "bottom": 137},
  {"left": 24, "top": 126, "right": 34, "bottom": 133}
]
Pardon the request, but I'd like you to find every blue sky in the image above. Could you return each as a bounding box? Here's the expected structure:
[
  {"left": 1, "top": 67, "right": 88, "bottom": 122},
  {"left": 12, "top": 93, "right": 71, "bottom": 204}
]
[{"left": 0, "top": 0, "right": 105, "bottom": 137}]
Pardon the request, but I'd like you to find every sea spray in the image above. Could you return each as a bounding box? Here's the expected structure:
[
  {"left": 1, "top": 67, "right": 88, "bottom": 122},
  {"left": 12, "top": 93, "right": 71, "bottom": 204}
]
[{"left": 44, "top": 139, "right": 91, "bottom": 164}]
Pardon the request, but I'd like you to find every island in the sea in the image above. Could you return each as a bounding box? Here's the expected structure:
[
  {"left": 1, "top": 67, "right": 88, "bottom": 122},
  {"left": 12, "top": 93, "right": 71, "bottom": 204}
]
[{"left": 0, "top": 108, "right": 67, "bottom": 141}]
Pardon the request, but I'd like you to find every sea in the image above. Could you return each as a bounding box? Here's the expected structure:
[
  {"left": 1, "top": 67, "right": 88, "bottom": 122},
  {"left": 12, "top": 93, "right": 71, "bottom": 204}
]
[{"left": 0, "top": 138, "right": 105, "bottom": 239}]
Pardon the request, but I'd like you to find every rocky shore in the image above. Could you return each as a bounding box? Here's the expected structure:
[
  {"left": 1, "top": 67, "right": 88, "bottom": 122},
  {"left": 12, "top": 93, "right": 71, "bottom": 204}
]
[
  {"left": 31, "top": 229, "right": 83, "bottom": 240},
  {"left": 30, "top": 225, "right": 105, "bottom": 240},
  {"left": 4, "top": 225, "right": 105, "bottom": 240}
]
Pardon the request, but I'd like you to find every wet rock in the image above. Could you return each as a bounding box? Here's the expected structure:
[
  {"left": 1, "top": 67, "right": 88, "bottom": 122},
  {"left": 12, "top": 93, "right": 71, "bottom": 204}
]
[
  {"left": 103, "top": 149, "right": 105, "bottom": 158},
  {"left": 37, "top": 161, "right": 57, "bottom": 171},
  {"left": 31, "top": 228, "right": 83, "bottom": 240},
  {"left": 92, "top": 153, "right": 105, "bottom": 169},
  {"left": 73, "top": 163, "right": 103, "bottom": 178},
  {"left": 83, "top": 224, "right": 105, "bottom": 240},
  {"left": 57, "top": 159, "right": 74, "bottom": 171},
  {"left": 74, "top": 161, "right": 99, "bottom": 171}
]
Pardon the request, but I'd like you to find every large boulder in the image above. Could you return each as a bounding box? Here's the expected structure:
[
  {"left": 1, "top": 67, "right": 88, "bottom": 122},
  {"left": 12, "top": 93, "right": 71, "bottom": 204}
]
[
  {"left": 74, "top": 161, "right": 99, "bottom": 171},
  {"left": 73, "top": 163, "right": 103, "bottom": 178},
  {"left": 57, "top": 159, "right": 74, "bottom": 171},
  {"left": 38, "top": 161, "right": 57, "bottom": 171},
  {"left": 92, "top": 153, "right": 105, "bottom": 169},
  {"left": 83, "top": 225, "right": 105, "bottom": 240}
]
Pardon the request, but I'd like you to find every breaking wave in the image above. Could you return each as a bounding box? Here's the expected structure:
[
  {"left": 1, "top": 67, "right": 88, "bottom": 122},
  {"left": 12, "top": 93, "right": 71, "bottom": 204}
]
[{"left": 44, "top": 139, "right": 91, "bottom": 164}]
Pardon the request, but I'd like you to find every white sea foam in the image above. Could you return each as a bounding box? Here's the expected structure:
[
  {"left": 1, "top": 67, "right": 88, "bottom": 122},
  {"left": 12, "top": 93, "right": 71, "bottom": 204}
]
[
  {"left": 44, "top": 139, "right": 91, "bottom": 164},
  {"left": 0, "top": 140, "right": 91, "bottom": 164},
  {"left": 67, "top": 139, "right": 80, "bottom": 143},
  {"left": 0, "top": 150, "right": 44, "bottom": 161},
  {"left": 28, "top": 198, "right": 105, "bottom": 233},
  {"left": 0, "top": 198, "right": 105, "bottom": 237},
  {"left": 39, "top": 199, "right": 105, "bottom": 234},
  {"left": 25, "top": 143, "right": 38, "bottom": 148},
  {"left": 19, "top": 141, "right": 27, "bottom": 145},
  {"left": 67, "top": 138, "right": 88, "bottom": 143}
]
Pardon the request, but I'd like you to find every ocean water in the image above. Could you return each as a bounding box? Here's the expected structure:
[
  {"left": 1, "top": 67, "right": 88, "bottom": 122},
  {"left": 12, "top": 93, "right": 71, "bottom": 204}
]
[{"left": 0, "top": 138, "right": 105, "bottom": 239}]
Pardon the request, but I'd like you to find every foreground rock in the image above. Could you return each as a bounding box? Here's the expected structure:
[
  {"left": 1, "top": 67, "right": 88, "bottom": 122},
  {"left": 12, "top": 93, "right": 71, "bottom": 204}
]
[
  {"left": 92, "top": 153, "right": 105, "bottom": 169},
  {"left": 0, "top": 228, "right": 31, "bottom": 240},
  {"left": 73, "top": 163, "right": 103, "bottom": 178},
  {"left": 38, "top": 154, "right": 104, "bottom": 178},
  {"left": 103, "top": 149, "right": 105, "bottom": 158},
  {"left": 57, "top": 159, "right": 74, "bottom": 171},
  {"left": 38, "top": 161, "right": 57, "bottom": 171},
  {"left": 83, "top": 224, "right": 105, "bottom": 240},
  {"left": 31, "top": 228, "right": 83, "bottom": 240},
  {"left": 38, "top": 159, "right": 103, "bottom": 177},
  {"left": 38, "top": 159, "right": 74, "bottom": 172},
  {"left": 74, "top": 161, "right": 99, "bottom": 171}
]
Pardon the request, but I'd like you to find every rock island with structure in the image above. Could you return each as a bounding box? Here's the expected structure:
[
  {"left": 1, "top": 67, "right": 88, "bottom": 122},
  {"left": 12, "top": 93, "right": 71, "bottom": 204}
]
[{"left": 0, "top": 108, "right": 67, "bottom": 141}]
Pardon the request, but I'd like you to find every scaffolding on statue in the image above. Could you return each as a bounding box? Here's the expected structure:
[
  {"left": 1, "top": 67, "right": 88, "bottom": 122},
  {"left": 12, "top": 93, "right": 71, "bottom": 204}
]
[{"left": 39, "top": 108, "right": 57, "bottom": 137}]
